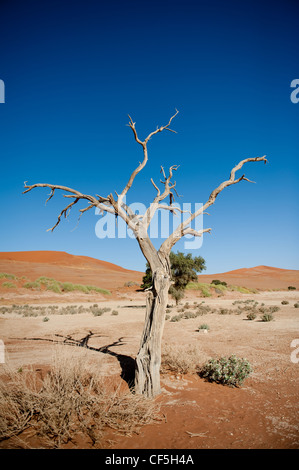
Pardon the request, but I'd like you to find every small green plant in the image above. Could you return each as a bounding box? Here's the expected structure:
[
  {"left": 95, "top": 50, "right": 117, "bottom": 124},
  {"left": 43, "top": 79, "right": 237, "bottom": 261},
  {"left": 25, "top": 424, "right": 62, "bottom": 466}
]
[
  {"left": 198, "top": 324, "right": 209, "bottom": 331},
  {"left": 288, "top": 286, "right": 296, "bottom": 290},
  {"left": 269, "top": 305, "right": 280, "bottom": 313},
  {"left": 261, "top": 313, "right": 274, "bottom": 322},
  {"left": 294, "top": 303, "right": 299, "bottom": 308},
  {"left": 170, "top": 314, "right": 183, "bottom": 322},
  {"left": 43, "top": 316, "right": 50, "bottom": 322},
  {"left": 111, "top": 310, "right": 119, "bottom": 315},
  {"left": 199, "top": 355, "right": 252, "bottom": 387},
  {"left": 281, "top": 300, "right": 289, "bottom": 305},
  {"left": 2, "top": 282, "right": 17, "bottom": 288},
  {"left": 247, "top": 312, "right": 257, "bottom": 320},
  {"left": 0, "top": 273, "right": 17, "bottom": 280},
  {"left": 211, "top": 280, "right": 227, "bottom": 286},
  {"left": 24, "top": 281, "right": 41, "bottom": 290}
]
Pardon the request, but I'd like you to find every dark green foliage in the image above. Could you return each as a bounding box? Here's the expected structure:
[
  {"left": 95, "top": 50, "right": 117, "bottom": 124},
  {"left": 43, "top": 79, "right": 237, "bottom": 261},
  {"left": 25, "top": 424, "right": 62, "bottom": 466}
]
[
  {"left": 212, "top": 280, "right": 227, "bottom": 286},
  {"left": 288, "top": 286, "right": 296, "bottom": 290},
  {"left": 140, "top": 263, "right": 153, "bottom": 290},
  {"left": 140, "top": 251, "right": 206, "bottom": 305}
]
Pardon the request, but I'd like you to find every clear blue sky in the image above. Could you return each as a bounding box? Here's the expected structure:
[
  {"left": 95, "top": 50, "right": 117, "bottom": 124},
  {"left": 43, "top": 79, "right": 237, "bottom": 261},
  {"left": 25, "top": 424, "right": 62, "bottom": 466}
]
[{"left": 0, "top": 0, "right": 298, "bottom": 274}]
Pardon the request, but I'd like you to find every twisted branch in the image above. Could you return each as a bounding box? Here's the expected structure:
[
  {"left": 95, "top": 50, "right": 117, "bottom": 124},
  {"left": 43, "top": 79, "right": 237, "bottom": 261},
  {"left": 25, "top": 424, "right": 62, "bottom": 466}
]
[{"left": 159, "top": 155, "right": 268, "bottom": 254}]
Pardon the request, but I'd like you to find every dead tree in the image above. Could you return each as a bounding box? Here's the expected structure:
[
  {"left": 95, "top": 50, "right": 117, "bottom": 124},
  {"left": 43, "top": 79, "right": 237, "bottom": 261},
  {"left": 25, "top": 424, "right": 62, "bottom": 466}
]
[{"left": 23, "top": 110, "right": 267, "bottom": 398}]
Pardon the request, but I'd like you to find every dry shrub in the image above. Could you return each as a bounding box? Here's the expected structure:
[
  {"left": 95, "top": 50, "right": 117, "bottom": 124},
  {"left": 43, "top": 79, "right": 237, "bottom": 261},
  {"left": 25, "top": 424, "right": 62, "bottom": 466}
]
[
  {"left": 0, "top": 348, "right": 161, "bottom": 448},
  {"left": 161, "top": 343, "right": 203, "bottom": 375}
]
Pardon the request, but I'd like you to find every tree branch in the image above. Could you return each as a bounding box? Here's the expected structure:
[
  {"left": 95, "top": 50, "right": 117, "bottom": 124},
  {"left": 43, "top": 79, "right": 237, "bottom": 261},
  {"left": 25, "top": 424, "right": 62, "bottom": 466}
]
[
  {"left": 119, "top": 110, "right": 179, "bottom": 203},
  {"left": 159, "top": 156, "right": 268, "bottom": 254},
  {"left": 23, "top": 182, "right": 116, "bottom": 231}
]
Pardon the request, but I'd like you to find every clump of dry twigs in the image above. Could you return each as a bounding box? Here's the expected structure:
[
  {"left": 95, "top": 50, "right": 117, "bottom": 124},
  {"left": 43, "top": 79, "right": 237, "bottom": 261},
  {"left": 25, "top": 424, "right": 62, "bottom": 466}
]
[
  {"left": 0, "top": 349, "right": 161, "bottom": 448},
  {"left": 161, "top": 343, "right": 204, "bottom": 375}
]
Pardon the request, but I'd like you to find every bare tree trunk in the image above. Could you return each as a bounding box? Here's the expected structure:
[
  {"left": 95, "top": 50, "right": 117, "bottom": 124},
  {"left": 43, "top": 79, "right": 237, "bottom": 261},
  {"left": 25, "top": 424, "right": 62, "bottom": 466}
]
[{"left": 135, "top": 264, "right": 170, "bottom": 398}]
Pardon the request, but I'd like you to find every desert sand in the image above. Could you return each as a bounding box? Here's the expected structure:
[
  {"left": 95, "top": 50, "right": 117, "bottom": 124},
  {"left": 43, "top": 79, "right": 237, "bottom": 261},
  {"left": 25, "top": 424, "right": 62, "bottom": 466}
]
[{"left": 0, "top": 251, "right": 299, "bottom": 449}]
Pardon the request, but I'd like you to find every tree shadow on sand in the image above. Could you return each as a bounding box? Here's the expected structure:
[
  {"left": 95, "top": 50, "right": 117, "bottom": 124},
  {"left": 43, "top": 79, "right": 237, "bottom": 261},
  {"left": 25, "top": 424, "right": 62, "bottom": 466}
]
[{"left": 20, "top": 331, "right": 136, "bottom": 389}]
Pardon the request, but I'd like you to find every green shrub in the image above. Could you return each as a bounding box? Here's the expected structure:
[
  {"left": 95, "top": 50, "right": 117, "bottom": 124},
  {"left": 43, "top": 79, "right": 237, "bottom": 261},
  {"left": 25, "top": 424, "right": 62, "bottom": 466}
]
[
  {"left": 170, "top": 315, "right": 183, "bottom": 322},
  {"left": 281, "top": 300, "right": 289, "bottom": 305},
  {"left": 186, "top": 282, "right": 212, "bottom": 297},
  {"left": 212, "top": 280, "right": 227, "bottom": 286},
  {"left": 43, "top": 317, "right": 50, "bottom": 322},
  {"left": 111, "top": 310, "right": 119, "bottom": 315},
  {"left": 23, "top": 281, "right": 41, "bottom": 290},
  {"left": 261, "top": 313, "right": 274, "bottom": 322},
  {"left": 199, "top": 355, "right": 252, "bottom": 387},
  {"left": 288, "top": 286, "right": 296, "bottom": 290},
  {"left": 2, "top": 281, "right": 17, "bottom": 288},
  {"left": 198, "top": 324, "right": 209, "bottom": 331},
  {"left": 247, "top": 312, "right": 257, "bottom": 320},
  {"left": 218, "top": 308, "right": 232, "bottom": 315},
  {"left": 46, "top": 282, "right": 62, "bottom": 294},
  {"left": 183, "top": 311, "right": 198, "bottom": 319},
  {"left": 294, "top": 303, "right": 299, "bottom": 308},
  {"left": 85, "top": 285, "right": 111, "bottom": 295},
  {"left": 91, "top": 306, "right": 111, "bottom": 316},
  {"left": 60, "top": 282, "right": 75, "bottom": 292},
  {"left": 0, "top": 273, "right": 17, "bottom": 280},
  {"left": 269, "top": 306, "right": 280, "bottom": 313}
]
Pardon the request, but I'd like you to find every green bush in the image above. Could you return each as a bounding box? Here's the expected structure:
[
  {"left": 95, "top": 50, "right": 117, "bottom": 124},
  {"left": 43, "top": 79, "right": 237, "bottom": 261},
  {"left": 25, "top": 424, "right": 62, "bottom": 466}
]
[
  {"left": 212, "top": 280, "right": 227, "bottom": 286},
  {"left": 281, "top": 300, "right": 289, "bottom": 305},
  {"left": 23, "top": 281, "right": 41, "bottom": 290},
  {"left": 2, "top": 281, "right": 17, "bottom": 288},
  {"left": 199, "top": 355, "right": 252, "bottom": 387},
  {"left": 247, "top": 312, "right": 257, "bottom": 320},
  {"left": 0, "top": 273, "right": 17, "bottom": 280},
  {"left": 46, "top": 282, "right": 62, "bottom": 294},
  {"left": 198, "top": 324, "right": 209, "bottom": 331},
  {"left": 261, "top": 313, "right": 274, "bottom": 322},
  {"left": 294, "top": 303, "right": 299, "bottom": 308},
  {"left": 288, "top": 286, "right": 296, "bottom": 290},
  {"left": 170, "top": 315, "right": 183, "bottom": 322}
]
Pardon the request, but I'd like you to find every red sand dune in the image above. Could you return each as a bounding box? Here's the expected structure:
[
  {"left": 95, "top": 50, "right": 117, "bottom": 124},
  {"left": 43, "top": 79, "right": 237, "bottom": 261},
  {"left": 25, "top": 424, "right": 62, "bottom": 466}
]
[
  {"left": 0, "top": 251, "right": 298, "bottom": 291},
  {"left": 0, "top": 251, "right": 143, "bottom": 291},
  {"left": 198, "top": 265, "right": 299, "bottom": 290}
]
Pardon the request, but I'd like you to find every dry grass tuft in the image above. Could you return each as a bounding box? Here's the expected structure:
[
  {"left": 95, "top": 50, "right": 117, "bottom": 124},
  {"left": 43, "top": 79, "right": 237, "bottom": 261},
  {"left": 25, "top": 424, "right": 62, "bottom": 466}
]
[
  {"left": 0, "top": 349, "right": 161, "bottom": 448},
  {"left": 161, "top": 343, "right": 203, "bottom": 375}
]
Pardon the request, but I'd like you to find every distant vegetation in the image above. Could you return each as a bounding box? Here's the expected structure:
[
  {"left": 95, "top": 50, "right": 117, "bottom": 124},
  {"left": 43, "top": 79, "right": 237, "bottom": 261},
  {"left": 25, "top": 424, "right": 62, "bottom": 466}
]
[
  {"left": 164, "top": 299, "right": 281, "bottom": 323},
  {"left": 0, "top": 303, "right": 113, "bottom": 317},
  {"left": 185, "top": 281, "right": 258, "bottom": 297},
  {"left": 0, "top": 273, "right": 110, "bottom": 296}
]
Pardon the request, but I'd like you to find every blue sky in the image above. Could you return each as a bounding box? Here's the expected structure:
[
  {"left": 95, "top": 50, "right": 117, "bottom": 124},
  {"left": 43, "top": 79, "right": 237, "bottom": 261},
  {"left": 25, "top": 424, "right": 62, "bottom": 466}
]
[{"left": 0, "top": 0, "right": 298, "bottom": 274}]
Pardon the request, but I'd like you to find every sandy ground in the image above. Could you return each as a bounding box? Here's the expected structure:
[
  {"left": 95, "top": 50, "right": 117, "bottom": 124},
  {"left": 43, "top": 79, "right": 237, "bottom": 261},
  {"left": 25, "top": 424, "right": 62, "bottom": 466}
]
[{"left": 1, "top": 289, "right": 299, "bottom": 449}]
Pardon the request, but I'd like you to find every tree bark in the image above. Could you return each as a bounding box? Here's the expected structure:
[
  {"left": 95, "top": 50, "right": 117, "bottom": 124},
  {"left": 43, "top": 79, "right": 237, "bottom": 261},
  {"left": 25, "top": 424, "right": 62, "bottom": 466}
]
[{"left": 135, "top": 265, "right": 170, "bottom": 398}]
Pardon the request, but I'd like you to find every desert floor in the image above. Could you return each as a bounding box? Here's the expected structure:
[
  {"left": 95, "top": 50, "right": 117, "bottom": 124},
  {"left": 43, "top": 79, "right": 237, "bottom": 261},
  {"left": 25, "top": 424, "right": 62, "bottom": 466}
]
[{"left": 1, "top": 288, "right": 299, "bottom": 449}]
